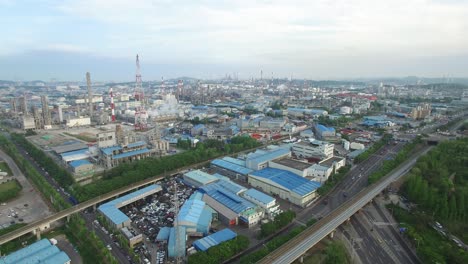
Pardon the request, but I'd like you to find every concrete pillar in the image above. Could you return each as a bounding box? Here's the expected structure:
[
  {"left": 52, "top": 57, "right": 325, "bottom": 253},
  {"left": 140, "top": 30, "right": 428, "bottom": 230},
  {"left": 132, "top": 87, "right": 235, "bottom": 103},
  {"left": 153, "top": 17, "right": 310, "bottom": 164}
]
[
  {"left": 66, "top": 215, "right": 71, "bottom": 223},
  {"left": 36, "top": 228, "right": 41, "bottom": 240},
  {"left": 329, "top": 230, "right": 335, "bottom": 238},
  {"left": 93, "top": 204, "right": 97, "bottom": 211},
  {"left": 299, "top": 255, "right": 304, "bottom": 263}
]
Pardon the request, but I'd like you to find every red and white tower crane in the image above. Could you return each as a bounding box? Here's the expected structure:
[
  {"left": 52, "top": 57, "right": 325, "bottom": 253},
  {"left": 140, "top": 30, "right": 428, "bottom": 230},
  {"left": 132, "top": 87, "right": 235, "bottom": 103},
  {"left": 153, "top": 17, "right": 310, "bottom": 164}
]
[{"left": 134, "top": 54, "right": 147, "bottom": 130}]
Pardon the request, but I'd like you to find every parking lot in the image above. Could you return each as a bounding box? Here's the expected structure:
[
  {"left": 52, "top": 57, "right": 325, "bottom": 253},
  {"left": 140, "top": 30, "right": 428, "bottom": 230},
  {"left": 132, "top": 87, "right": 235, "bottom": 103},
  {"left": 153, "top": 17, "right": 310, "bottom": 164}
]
[{"left": 0, "top": 150, "right": 52, "bottom": 230}]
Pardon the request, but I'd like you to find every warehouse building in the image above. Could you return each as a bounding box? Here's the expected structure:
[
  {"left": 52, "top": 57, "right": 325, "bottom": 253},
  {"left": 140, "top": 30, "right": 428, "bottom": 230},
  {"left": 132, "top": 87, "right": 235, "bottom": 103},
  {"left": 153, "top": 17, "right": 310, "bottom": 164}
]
[
  {"left": 292, "top": 140, "right": 334, "bottom": 159},
  {"left": 268, "top": 158, "right": 313, "bottom": 177},
  {"left": 61, "top": 149, "right": 90, "bottom": 163},
  {"left": 156, "top": 227, "right": 171, "bottom": 242},
  {"left": 183, "top": 170, "right": 219, "bottom": 188},
  {"left": 210, "top": 159, "right": 253, "bottom": 182},
  {"left": 192, "top": 228, "right": 237, "bottom": 252},
  {"left": 241, "top": 188, "right": 281, "bottom": 219},
  {"left": 68, "top": 159, "right": 94, "bottom": 178},
  {"left": 98, "top": 184, "right": 162, "bottom": 229},
  {"left": 248, "top": 168, "right": 321, "bottom": 207},
  {"left": 0, "top": 238, "right": 71, "bottom": 264},
  {"left": 200, "top": 181, "right": 263, "bottom": 226},
  {"left": 245, "top": 148, "right": 291, "bottom": 170},
  {"left": 168, "top": 227, "right": 187, "bottom": 258},
  {"left": 314, "top": 124, "right": 336, "bottom": 139},
  {"left": 52, "top": 141, "right": 88, "bottom": 155},
  {"left": 177, "top": 198, "right": 213, "bottom": 236},
  {"left": 99, "top": 141, "right": 153, "bottom": 169}
]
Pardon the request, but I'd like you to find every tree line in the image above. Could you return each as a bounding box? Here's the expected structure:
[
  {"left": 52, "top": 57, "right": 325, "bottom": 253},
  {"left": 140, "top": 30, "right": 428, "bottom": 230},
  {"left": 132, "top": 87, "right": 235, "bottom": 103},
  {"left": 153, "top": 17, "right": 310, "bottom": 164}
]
[
  {"left": 354, "top": 134, "right": 392, "bottom": 163},
  {"left": 74, "top": 136, "right": 261, "bottom": 201},
  {"left": 188, "top": 235, "right": 250, "bottom": 264}
]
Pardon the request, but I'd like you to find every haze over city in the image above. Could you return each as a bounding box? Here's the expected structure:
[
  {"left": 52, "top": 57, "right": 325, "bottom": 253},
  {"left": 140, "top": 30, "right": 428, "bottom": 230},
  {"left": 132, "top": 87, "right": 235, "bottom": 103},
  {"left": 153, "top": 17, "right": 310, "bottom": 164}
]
[{"left": 1, "top": 0, "right": 468, "bottom": 81}]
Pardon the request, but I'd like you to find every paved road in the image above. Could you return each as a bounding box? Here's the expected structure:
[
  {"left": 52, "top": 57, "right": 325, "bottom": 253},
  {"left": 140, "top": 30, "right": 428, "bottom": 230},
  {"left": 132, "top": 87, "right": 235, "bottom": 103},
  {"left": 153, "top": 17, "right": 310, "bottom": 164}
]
[{"left": 257, "top": 146, "right": 432, "bottom": 264}]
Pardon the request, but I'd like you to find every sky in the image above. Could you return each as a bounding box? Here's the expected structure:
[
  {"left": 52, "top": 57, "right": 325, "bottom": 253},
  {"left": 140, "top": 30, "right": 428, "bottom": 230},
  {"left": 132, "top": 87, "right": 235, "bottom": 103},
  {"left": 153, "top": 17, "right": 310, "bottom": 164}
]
[{"left": 0, "top": 0, "right": 467, "bottom": 81}]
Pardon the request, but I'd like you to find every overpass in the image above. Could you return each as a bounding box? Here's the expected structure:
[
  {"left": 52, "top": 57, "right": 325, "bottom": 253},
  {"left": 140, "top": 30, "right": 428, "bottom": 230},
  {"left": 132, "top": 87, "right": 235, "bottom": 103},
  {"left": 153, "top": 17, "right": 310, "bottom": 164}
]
[
  {"left": 258, "top": 146, "right": 432, "bottom": 264},
  {"left": 0, "top": 172, "right": 170, "bottom": 245},
  {"left": 0, "top": 134, "right": 295, "bottom": 245}
]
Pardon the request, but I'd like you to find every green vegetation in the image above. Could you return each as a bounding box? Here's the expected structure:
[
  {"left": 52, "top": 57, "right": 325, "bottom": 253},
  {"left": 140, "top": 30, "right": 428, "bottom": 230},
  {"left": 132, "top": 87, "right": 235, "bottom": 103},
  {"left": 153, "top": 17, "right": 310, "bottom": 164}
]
[
  {"left": 63, "top": 132, "right": 96, "bottom": 142},
  {"left": 65, "top": 215, "right": 118, "bottom": 264},
  {"left": 316, "top": 165, "right": 351, "bottom": 196},
  {"left": 0, "top": 180, "right": 22, "bottom": 202},
  {"left": 389, "top": 205, "right": 468, "bottom": 264},
  {"left": 385, "top": 138, "right": 468, "bottom": 263},
  {"left": 11, "top": 133, "right": 75, "bottom": 188},
  {"left": 368, "top": 137, "right": 422, "bottom": 184},
  {"left": 0, "top": 223, "right": 30, "bottom": 255},
  {"left": 0, "top": 161, "right": 13, "bottom": 176},
  {"left": 0, "top": 134, "right": 71, "bottom": 211},
  {"left": 188, "top": 235, "right": 250, "bottom": 264},
  {"left": 259, "top": 210, "right": 296, "bottom": 238},
  {"left": 271, "top": 100, "right": 285, "bottom": 110},
  {"left": 316, "top": 115, "right": 357, "bottom": 128},
  {"left": 353, "top": 134, "right": 392, "bottom": 163},
  {"left": 323, "top": 240, "right": 350, "bottom": 264},
  {"left": 0, "top": 134, "right": 116, "bottom": 263},
  {"left": 240, "top": 225, "right": 307, "bottom": 264},
  {"left": 74, "top": 136, "right": 261, "bottom": 202}
]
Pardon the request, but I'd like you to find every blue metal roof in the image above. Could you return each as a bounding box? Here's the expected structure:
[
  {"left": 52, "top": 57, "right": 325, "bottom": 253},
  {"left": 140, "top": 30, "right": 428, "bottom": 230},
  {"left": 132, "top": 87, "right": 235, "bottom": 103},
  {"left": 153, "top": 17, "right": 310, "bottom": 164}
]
[
  {"left": 243, "top": 188, "right": 275, "bottom": 206},
  {"left": 112, "top": 148, "right": 150, "bottom": 159},
  {"left": 184, "top": 170, "right": 219, "bottom": 185},
  {"left": 168, "top": 227, "right": 186, "bottom": 258},
  {"left": 61, "top": 148, "right": 88, "bottom": 157},
  {"left": 193, "top": 228, "right": 237, "bottom": 252},
  {"left": 249, "top": 168, "right": 321, "bottom": 197},
  {"left": 101, "top": 145, "right": 121, "bottom": 155},
  {"left": 189, "top": 191, "right": 204, "bottom": 201},
  {"left": 69, "top": 159, "right": 91, "bottom": 168},
  {"left": 98, "top": 184, "right": 161, "bottom": 226},
  {"left": 211, "top": 159, "right": 253, "bottom": 175},
  {"left": 1, "top": 239, "right": 70, "bottom": 264},
  {"left": 200, "top": 182, "right": 253, "bottom": 214},
  {"left": 126, "top": 141, "right": 146, "bottom": 148},
  {"left": 316, "top": 124, "right": 335, "bottom": 133},
  {"left": 222, "top": 157, "right": 246, "bottom": 167},
  {"left": 216, "top": 179, "right": 247, "bottom": 194},
  {"left": 15, "top": 246, "right": 60, "bottom": 264},
  {"left": 246, "top": 148, "right": 290, "bottom": 165},
  {"left": 177, "top": 199, "right": 206, "bottom": 224},
  {"left": 41, "top": 251, "right": 71, "bottom": 264},
  {"left": 156, "top": 227, "right": 171, "bottom": 241}
]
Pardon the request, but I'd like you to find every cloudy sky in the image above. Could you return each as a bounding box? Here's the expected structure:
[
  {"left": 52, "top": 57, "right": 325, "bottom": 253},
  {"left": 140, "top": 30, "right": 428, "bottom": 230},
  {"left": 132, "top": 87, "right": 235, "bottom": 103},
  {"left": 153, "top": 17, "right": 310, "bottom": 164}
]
[{"left": 0, "top": 0, "right": 467, "bottom": 81}]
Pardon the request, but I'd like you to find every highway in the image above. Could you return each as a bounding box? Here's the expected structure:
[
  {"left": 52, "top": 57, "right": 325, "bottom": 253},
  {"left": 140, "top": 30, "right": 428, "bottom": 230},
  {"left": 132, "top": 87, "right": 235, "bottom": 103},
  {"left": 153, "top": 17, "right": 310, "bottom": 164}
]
[{"left": 258, "top": 146, "right": 432, "bottom": 264}]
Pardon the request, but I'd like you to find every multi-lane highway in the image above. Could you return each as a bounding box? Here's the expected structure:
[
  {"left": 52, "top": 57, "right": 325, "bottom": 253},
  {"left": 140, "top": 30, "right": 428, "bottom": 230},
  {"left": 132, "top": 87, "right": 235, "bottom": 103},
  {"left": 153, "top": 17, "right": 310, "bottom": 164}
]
[{"left": 257, "top": 146, "right": 432, "bottom": 264}]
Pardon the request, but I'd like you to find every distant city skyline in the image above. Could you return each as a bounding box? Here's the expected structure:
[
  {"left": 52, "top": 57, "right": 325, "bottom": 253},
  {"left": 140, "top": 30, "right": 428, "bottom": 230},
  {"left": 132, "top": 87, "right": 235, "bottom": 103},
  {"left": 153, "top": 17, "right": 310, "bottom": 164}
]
[{"left": 1, "top": 0, "right": 467, "bottom": 81}]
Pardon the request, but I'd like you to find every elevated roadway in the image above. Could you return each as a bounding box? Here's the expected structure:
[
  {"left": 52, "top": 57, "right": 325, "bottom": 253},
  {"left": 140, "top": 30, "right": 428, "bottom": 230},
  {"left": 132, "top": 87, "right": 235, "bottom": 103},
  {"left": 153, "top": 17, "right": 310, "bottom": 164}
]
[{"left": 258, "top": 146, "right": 432, "bottom": 264}]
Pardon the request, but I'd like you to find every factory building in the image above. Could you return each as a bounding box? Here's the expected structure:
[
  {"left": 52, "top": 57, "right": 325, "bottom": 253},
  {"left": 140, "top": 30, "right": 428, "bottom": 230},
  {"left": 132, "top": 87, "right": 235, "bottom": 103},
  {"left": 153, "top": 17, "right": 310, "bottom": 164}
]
[
  {"left": 192, "top": 228, "right": 237, "bottom": 252},
  {"left": 245, "top": 148, "right": 291, "bottom": 170},
  {"left": 268, "top": 158, "right": 313, "bottom": 177},
  {"left": 60, "top": 149, "right": 90, "bottom": 163},
  {"left": 177, "top": 198, "right": 213, "bottom": 236},
  {"left": 121, "top": 227, "right": 143, "bottom": 248},
  {"left": 168, "top": 227, "right": 187, "bottom": 258},
  {"left": 156, "top": 227, "right": 171, "bottom": 242},
  {"left": 52, "top": 141, "right": 88, "bottom": 155},
  {"left": 183, "top": 170, "right": 219, "bottom": 188},
  {"left": 241, "top": 188, "right": 281, "bottom": 219},
  {"left": 287, "top": 108, "right": 328, "bottom": 117},
  {"left": 0, "top": 238, "right": 71, "bottom": 264},
  {"left": 248, "top": 168, "right": 321, "bottom": 207},
  {"left": 292, "top": 140, "right": 334, "bottom": 159},
  {"left": 200, "top": 181, "right": 263, "bottom": 226},
  {"left": 210, "top": 158, "right": 253, "bottom": 182},
  {"left": 314, "top": 124, "right": 336, "bottom": 139},
  {"left": 99, "top": 141, "right": 153, "bottom": 169},
  {"left": 68, "top": 159, "right": 94, "bottom": 178},
  {"left": 98, "top": 184, "right": 162, "bottom": 229},
  {"left": 65, "top": 116, "right": 91, "bottom": 128}
]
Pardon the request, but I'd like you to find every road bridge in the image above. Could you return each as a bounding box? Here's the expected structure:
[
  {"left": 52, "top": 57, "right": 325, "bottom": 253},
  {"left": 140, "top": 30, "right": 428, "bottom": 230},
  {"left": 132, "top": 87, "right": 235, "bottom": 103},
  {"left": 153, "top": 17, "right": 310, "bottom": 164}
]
[{"left": 258, "top": 146, "right": 432, "bottom": 264}]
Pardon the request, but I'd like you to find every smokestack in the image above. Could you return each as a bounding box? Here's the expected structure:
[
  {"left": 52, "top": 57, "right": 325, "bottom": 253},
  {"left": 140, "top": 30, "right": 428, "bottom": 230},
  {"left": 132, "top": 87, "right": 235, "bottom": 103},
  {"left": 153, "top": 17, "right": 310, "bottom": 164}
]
[
  {"left": 86, "top": 72, "right": 93, "bottom": 118},
  {"left": 110, "top": 87, "right": 115, "bottom": 122}
]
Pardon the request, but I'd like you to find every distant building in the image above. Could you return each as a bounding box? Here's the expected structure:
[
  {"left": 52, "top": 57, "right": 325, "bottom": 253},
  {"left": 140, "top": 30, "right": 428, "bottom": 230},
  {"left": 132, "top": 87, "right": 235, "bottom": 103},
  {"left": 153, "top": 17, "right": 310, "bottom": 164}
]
[
  {"left": 69, "top": 159, "right": 94, "bottom": 178},
  {"left": 241, "top": 188, "right": 281, "bottom": 219},
  {"left": 268, "top": 158, "right": 313, "bottom": 177},
  {"left": 99, "top": 141, "right": 153, "bottom": 169},
  {"left": 245, "top": 148, "right": 291, "bottom": 170},
  {"left": 191, "top": 124, "right": 205, "bottom": 136},
  {"left": 410, "top": 103, "right": 431, "bottom": 120},
  {"left": 314, "top": 124, "right": 336, "bottom": 139},
  {"left": 66, "top": 116, "right": 91, "bottom": 127},
  {"left": 183, "top": 170, "right": 219, "bottom": 188},
  {"left": 308, "top": 156, "right": 346, "bottom": 183},
  {"left": 292, "top": 140, "right": 334, "bottom": 159}
]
